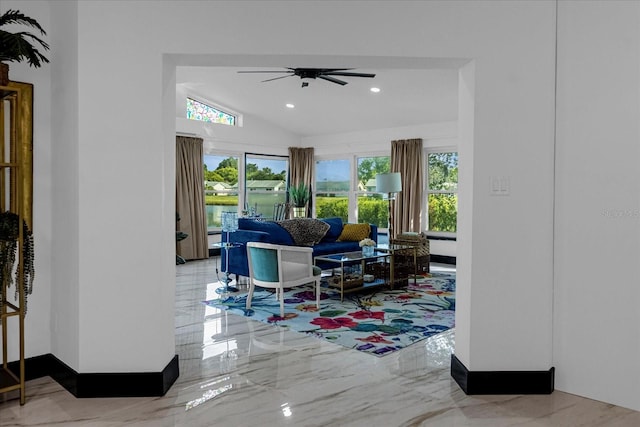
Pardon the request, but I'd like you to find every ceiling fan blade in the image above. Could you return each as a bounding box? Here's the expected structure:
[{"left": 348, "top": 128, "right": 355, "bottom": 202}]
[
  {"left": 237, "top": 70, "right": 293, "bottom": 74},
  {"left": 318, "top": 75, "right": 348, "bottom": 85},
  {"left": 316, "top": 68, "right": 353, "bottom": 72},
  {"left": 323, "top": 71, "right": 376, "bottom": 78},
  {"left": 261, "top": 75, "right": 294, "bottom": 83}
]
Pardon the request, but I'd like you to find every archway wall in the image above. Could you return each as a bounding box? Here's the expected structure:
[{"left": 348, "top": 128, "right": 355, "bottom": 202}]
[
  {"left": 75, "top": 0, "right": 557, "bottom": 374},
  {"left": 23, "top": 0, "right": 567, "bottom": 391}
]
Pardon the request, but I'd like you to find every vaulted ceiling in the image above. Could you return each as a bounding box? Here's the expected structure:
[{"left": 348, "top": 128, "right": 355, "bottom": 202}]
[{"left": 177, "top": 66, "right": 460, "bottom": 137}]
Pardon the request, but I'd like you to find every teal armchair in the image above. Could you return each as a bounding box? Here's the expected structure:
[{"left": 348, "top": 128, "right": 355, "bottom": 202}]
[{"left": 246, "top": 242, "right": 321, "bottom": 317}]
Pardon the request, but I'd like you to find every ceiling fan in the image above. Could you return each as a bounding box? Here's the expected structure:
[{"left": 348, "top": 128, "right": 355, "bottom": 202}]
[{"left": 237, "top": 67, "right": 376, "bottom": 87}]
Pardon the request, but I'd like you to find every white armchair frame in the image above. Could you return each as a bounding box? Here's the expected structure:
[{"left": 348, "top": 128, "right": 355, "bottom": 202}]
[{"left": 246, "top": 242, "right": 321, "bottom": 317}]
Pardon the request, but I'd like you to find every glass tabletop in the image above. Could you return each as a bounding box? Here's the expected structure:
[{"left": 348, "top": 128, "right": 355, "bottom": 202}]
[
  {"left": 315, "top": 250, "right": 388, "bottom": 263},
  {"left": 375, "top": 243, "right": 413, "bottom": 252}
]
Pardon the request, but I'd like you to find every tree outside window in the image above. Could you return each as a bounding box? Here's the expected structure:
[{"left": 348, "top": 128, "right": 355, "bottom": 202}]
[
  {"left": 315, "top": 159, "right": 350, "bottom": 222},
  {"left": 204, "top": 154, "right": 239, "bottom": 230},
  {"left": 427, "top": 152, "right": 458, "bottom": 232},
  {"left": 315, "top": 156, "right": 390, "bottom": 227},
  {"left": 357, "top": 156, "right": 390, "bottom": 228},
  {"left": 244, "top": 155, "right": 288, "bottom": 218}
]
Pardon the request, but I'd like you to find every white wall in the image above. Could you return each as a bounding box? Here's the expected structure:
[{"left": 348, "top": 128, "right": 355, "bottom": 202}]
[
  {"left": 93, "top": 0, "right": 559, "bottom": 380},
  {"left": 304, "top": 121, "right": 457, "bottom": 157},
  {"left": 8, "top": 0, "right": 639, "bottom": 412},
  {"left": 553, "top": 1, "right": 640, "bottom": 410}
]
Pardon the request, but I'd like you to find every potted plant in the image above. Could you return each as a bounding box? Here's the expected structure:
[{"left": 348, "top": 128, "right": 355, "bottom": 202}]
[
  {"left": 0, "top": 211, "right": 34, "bottom": 313},
  {"left": 0, "top": 9, "right": 50, "bottom": 85},
  {"left": 289, "top": 182, "right": 310, "bottom": 218}
]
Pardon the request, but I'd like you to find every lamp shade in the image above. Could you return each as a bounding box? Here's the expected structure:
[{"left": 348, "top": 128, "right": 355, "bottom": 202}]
[{"left": 376, "top": 172, "right": 402, "bottom": 193}]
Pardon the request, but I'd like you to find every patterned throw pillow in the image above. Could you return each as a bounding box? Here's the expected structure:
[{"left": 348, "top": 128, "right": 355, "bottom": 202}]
[
  {"left": 277, "top": 218, "right": 330, "bottom": 246},
  {"left": 337, "top": 223, "right": 371, "bottom": 242}
]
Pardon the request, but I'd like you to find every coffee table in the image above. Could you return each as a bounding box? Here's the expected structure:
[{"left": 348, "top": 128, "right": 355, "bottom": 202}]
[{"left": 315, "top": 250, "right": 391, "bottom": 301}]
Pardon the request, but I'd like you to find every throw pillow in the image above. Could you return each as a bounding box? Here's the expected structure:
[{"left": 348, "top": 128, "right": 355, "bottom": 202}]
[
  {"left": 319, "top": 217, "right": 344, "bottom": 242},
  {"left": 277, "top": 218, "right": 330, "bottom": 246},
  {"left": 337, "top": 223, "right": 371, "bottom": 242}
]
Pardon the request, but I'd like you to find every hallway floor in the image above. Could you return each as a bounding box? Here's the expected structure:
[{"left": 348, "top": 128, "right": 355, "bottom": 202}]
[{"left": 1, "top": 258, "right": 639, "bottom": 426}]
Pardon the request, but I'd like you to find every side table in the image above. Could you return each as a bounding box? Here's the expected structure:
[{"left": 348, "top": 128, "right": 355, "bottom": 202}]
[{"left": 376, "top": 243, "right": 418, "bottom": 287}]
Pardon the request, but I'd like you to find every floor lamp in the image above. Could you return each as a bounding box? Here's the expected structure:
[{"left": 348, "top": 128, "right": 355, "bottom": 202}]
[
  {"left": 217, "top": 211, "right": 239, "bottom": 294},
  {"left": 376, "top": 172, "right": 402, "bottom": 241}
]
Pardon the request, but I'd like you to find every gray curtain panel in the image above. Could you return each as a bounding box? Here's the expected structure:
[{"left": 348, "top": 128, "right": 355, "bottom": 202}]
[
  {"left": 391, "top": 138, "right": 424, "bottom": 238},
  {"left": 176, "top": 136, "right": 208, "bottom": 260}
]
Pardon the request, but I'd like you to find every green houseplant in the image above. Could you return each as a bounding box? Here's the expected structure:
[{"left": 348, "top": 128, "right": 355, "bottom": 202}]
[
  {"left": 0, "top": 9, "right": 50, "bottom": 85},
  {"left": 0, "top": 211, "right": 34, "bottom": 314},
  {"left": 289, "top": 182, "right": 310, "bottom": 218}
]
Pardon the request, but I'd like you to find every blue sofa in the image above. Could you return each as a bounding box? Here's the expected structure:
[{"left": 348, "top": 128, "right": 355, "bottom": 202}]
[{"left": 221, "top": 217, "right": 378, "bottom": 278}]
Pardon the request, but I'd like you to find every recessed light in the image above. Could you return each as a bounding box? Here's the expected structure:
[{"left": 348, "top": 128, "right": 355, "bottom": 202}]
[
  {"left": 370, "top": 87, "right": 381, "bottom": 93},
  {"left": 286, "top": 103, "right": 295, "bottom": 108}
]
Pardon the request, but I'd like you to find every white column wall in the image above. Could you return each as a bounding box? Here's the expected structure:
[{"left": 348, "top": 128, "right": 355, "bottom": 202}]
[
  {"left": 72, "top": 3, "right": 176, "bottom": 372},
  {"left": 71, "top": 0, "right": 556, "bottom": 376},
  {"left": 455, "top": 61, "right": 476, "bottom": 368},
  {"left": 48, "top": 0, "right": 80, "bottom": 369},
  {"left": 553, "top": 1, "right": 640, "bottom": 410}
]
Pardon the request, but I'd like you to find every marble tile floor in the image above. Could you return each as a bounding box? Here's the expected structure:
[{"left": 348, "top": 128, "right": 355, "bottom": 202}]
[{"left": 2, "top": 258, "right": 640, "bottom": 426}]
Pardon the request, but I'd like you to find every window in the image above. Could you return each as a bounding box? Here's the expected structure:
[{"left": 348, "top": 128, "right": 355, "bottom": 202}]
[
  {"left": 204, "top": 154, "right": 239, "bottom": 231},
  {"left": 356, "top": 156, "right": 390, "bottom": 228},
  {"left": 244, "top": 154, "right": 288, "bottom": 218},
  {"left": 187, "top": 98, "right": 236, "bottom": 126},
  {"left": 315, "top": 159, "right": 350, "bottom": 222},
  {"left": 427, "top": 151, "right": 458, "bottom": 233}
]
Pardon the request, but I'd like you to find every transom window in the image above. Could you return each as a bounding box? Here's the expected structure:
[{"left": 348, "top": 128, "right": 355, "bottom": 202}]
[{"left": 187, "top": 98, "right": 236, "bottom": 126}]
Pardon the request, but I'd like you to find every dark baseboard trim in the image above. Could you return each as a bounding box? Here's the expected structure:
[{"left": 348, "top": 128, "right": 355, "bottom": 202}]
[
  {"left": 426, "top": 234, "right": 457, "bottom": 241},
  {"left": 9, "top": 353, "right": 179, "bottom": 398},
  {"left": 431, "top": 254, "right": 456, "bottom": 265},
  {"left": 451, "top": 354, "right": 554, "bottom": 394}
]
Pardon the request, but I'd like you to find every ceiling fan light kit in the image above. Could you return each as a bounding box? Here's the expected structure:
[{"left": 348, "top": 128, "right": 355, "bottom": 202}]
[{"left": 238, "top": 67, "right": 376, "bottom": 88}]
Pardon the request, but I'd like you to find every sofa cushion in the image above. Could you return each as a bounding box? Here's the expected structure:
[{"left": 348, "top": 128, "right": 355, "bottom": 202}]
[
  {"left": 319, "top": 217, "right": 344, "bottom": 242},
  {"left": 337, "top": 223, "right": 371, "bottom": 242},
  {"left": 277, "top": 218, "right": 330, "bottom": 246},
  {"left": 313, "top": 241, "right": 361, "bottom": 257},
  {"left": 238, "top": 218, "right": 294, "bottom": 245}
]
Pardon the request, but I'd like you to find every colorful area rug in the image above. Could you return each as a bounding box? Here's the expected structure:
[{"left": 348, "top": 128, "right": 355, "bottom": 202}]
[{"left": 203, "top": 271, "right": 455, "bottom": 357}]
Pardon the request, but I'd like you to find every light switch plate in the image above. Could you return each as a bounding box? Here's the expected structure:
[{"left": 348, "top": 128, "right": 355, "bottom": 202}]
[{"left": 490, "top": 176, "right": 510, "bottom": 196}]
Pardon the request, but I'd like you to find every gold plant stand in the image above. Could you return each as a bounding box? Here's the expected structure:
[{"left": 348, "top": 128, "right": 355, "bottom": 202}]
[{"left": 0, "top": 81, "right": 33, "bottom": 406}]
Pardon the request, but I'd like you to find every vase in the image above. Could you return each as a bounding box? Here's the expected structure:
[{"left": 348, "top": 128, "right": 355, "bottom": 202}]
[
  {"left": 362, "top": 245, "right": 375, "bottom": 257},
  {"left": 293, "top": 207, "right": 306, "bottom": 218}
]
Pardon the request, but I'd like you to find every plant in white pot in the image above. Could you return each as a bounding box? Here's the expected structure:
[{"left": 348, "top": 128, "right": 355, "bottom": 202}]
[{"left": 289, "top": 182, "right": 310, "bottom": 218}]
